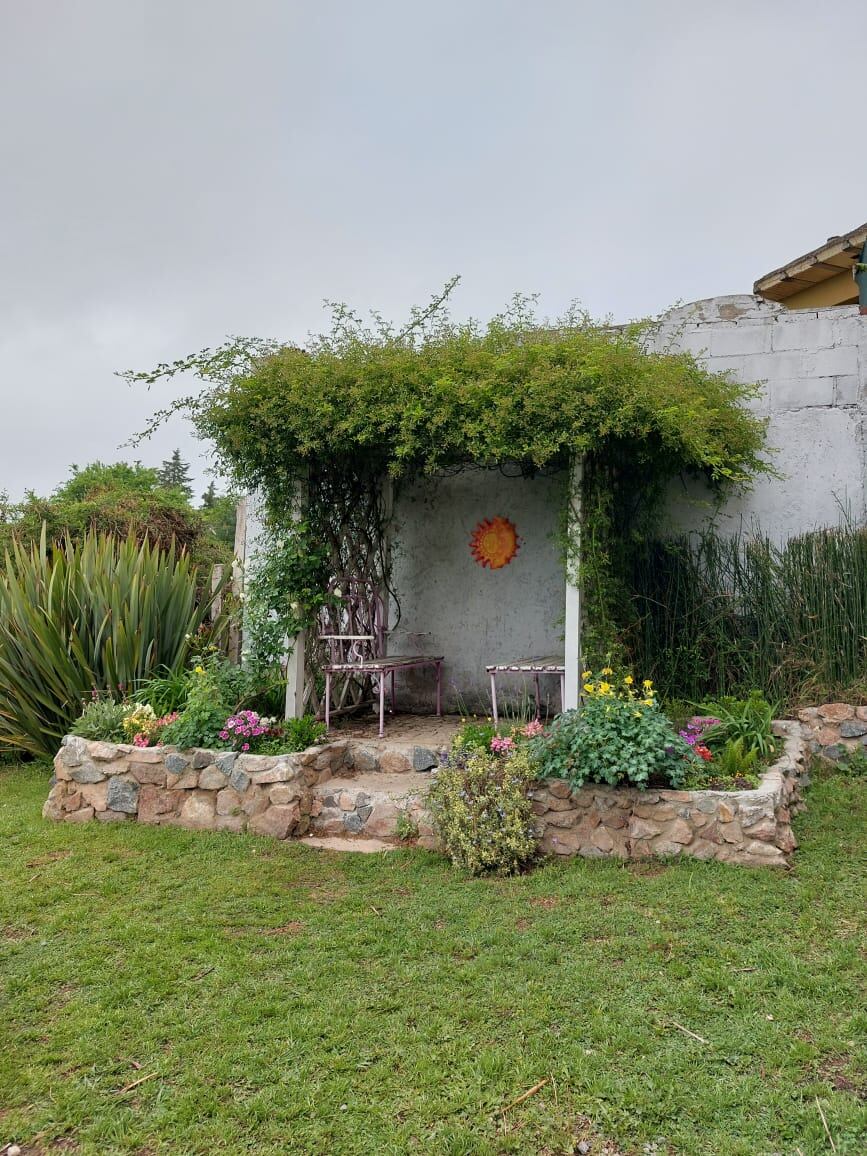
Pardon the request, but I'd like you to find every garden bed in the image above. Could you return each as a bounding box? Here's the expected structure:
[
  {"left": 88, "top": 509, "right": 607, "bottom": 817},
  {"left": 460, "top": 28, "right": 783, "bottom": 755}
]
[{"left": 45, "top": 719, "right": 807, "bottom": 866}]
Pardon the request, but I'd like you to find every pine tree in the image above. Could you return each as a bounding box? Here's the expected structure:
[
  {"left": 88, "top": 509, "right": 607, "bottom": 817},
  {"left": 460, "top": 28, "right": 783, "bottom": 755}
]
[
  {"left": 201, "top": 481, "right": 217, "bottom": 509},
  {"left": 159, "top": 449, "right": 193, "bottom": 500}
]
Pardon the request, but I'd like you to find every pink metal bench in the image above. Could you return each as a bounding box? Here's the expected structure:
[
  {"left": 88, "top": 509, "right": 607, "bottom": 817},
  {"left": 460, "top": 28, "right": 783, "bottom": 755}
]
[
  {"left": 486, "top": 655, "right": 565, "bottom": 727},
  {"left": 321, "top": 579, "right": 443, "bottom": 737}
]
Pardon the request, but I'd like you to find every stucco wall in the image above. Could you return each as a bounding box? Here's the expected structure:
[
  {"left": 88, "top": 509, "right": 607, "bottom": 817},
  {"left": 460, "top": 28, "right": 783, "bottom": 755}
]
[
  {"left": 389, "top": 470, "right": 566, "bottom": 712},
  {"left": 650, "top": 295, "right": 867, "bottom": 537}
]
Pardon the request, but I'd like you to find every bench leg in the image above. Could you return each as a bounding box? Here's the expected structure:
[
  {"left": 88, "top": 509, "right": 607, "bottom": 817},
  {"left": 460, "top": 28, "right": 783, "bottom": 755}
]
[
  {"left": 560, "top": 673, "right": 566, "bottom": 714},
  {"left": 490, "top": 671, "right": 498, "bottom": 729},
  {"left": 534, "top": 672, "right": 541, "bottom": 721},
  {"left": 390, "top": 669, "right": 396, "bottom": 716},
  {"left": 379, "top": 674, "right": 386, "bottom": 737},
  {"left": 435, "top": 661, "right": 442, "bottom": 717},
  {"left": 324, "top": 671, "right": 331, "bottom": 731}
]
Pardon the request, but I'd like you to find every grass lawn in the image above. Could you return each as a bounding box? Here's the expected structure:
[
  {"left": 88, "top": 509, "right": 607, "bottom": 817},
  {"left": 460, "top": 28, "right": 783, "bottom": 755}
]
[{"left": 1, "top": 764, "right": 865, "bottom": 1156}]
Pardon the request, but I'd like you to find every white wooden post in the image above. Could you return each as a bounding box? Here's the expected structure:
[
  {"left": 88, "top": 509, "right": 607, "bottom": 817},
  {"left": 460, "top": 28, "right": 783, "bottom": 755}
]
[
  {"left": 380, "top": 476, "right": 394, "bottom": 652},
  {"left": 284, "top": 629, "right": 306, "bottom": 720},
  {"left": 563, "top": 456, "right": 583, "bottom": 711},
  {"left": 284, "top": 477, "right": 309, "bottom": 721}
]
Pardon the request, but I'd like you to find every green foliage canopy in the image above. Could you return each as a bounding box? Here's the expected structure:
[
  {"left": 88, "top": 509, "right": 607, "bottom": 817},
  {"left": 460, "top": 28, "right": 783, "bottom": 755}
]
[{"left": 128, "top": 292, "right": 768, "bottom": 518}]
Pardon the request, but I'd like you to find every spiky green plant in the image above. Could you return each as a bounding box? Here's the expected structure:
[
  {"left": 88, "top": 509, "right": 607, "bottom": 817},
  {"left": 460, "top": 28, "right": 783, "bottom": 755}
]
[{"left": 0, "top": 529, "right": 229, "bottom": 757}]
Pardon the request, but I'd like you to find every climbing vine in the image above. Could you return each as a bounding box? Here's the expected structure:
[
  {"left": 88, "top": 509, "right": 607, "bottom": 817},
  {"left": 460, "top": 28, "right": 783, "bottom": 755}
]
[{"left": 126, "top": 282, "right": 769, "bottom": 698}]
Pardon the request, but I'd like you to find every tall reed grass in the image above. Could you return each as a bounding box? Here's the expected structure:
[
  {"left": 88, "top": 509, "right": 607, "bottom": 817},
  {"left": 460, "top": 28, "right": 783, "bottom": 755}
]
[{"left": 625, "top": 523, "right": 867, "bottom": 708}]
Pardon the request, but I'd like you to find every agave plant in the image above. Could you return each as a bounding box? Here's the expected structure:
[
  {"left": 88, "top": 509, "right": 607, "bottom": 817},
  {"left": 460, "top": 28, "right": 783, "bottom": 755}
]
[{"left": 0, "top": 528, "right": 229, "bottom": 758}]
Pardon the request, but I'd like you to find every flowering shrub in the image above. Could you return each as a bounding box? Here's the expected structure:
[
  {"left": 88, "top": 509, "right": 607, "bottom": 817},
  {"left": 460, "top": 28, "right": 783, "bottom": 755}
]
[
  {"left": 219, "top": 709, "right": 276, "bottom": 752},
  {"left": 530, "top": 669, "right": 697, "bottom": 789},
  {"left": 428, "top": 745, "right": 538, "bottom": 876}
]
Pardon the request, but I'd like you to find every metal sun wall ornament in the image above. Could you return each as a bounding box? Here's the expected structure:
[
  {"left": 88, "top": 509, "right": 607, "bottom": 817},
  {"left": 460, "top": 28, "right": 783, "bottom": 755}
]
[{"left": 469, "top": 516, "right": 520, "bottom": 570}]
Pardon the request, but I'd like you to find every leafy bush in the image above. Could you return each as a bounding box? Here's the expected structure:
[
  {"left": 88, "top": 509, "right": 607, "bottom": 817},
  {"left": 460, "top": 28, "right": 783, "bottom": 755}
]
[
  {"left": 699, "top": 691, "right": 777, "bottom": 760},
  {"left": 135, "top": 667, "right": 191, "bottom": 716},
  {"left": 428, "top": 746, "right": 538, "bottom": 876},
  {"left": 683, "top": 738, "right": 760, "bottom": 791},
  {"left": 832, "top": 748, "right": 867, "bottom": 779},
  {"left": 159, "top": 665, "right": 231, "bottom": 750},
  {"left": 70, "top": 697, "right": 128, "bottom": 742},
  {"left": 0, "top": 461, "right": 228, "bottom": 568},
  {"left": 279, "top": 715, "right": 326, "bottom": 751},
  {"left": 530, "top": 668, "right": 694, "bottom": 790},
  {"left": 0, "top": 531, "right": 227, "bottom": 758}
]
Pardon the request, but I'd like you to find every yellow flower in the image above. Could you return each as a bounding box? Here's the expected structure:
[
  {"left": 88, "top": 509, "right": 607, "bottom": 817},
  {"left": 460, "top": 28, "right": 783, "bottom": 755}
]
[
  {"left": 582, "top": 670, "right": 592, "bottom": 680},
  {"left": 642, "top": 697, "right": 654, "bottom": 707},
  {"left": 642, "top": 679, "right": 653, "bottom": 689},
  {"left": 601, "top": 666, "right": 613, "bottom": 676},
  {"left": 194, "top": 665, "right": 205, "bottom": 675},
  {"left": 598, "top": 681, "right": 612, "bottom": 695},
  {"left": 623, "top": 675, "right": 634, "bottom": 685},
  {"left": 583, "top": 683, "right": 594, "bottom": 695}
]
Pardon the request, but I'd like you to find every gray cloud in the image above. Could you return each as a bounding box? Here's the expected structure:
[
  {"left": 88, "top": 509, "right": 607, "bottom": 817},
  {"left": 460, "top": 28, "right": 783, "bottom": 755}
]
[{"left": 2, "top": 0, "right": 865, "bottom": 497}]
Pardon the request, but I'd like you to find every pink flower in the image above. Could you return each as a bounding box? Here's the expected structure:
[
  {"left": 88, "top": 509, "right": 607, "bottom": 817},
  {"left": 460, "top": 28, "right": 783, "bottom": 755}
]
[
  {"left": 491, "top": 735, "right": 516, "bottom": 754},
  {"left": 133, "top": 733, "right": 149, "bottom": 748},
  {"left": 523, "top": 719, "right": 544, "bottom": 738},
  {"left": 242, "top": 742, "right": 250, "bottom": 751}
]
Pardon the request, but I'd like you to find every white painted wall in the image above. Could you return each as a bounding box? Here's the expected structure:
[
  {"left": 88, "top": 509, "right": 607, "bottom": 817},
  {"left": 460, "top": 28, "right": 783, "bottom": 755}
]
[
  {"left": 389, "top": 469, "right": 566, "bottom": 712},
  {"left": 650, "top": 296, "right": 867, "bottom": 537}
]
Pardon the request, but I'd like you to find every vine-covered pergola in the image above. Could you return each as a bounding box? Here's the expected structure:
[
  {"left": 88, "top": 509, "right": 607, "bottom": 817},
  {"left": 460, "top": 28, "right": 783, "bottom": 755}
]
[{"left": 128, "top": 286, "right": 768, "bottom": 720}]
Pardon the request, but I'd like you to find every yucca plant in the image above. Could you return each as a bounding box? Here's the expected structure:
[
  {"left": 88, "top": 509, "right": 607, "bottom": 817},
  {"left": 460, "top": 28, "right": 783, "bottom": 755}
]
[{"left": 0, "top": 528, "right": 229, "bottom": 758}]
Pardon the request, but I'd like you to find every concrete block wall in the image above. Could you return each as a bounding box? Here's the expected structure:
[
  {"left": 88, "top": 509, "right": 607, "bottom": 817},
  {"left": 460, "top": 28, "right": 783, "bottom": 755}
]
[{"left": 652, "top": 296, "right": 867, "bottom": 537}]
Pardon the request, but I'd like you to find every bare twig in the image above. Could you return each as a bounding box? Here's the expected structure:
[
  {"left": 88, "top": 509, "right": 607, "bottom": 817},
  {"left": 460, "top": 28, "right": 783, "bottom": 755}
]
[
  {"left": 815, "top": 1097, "right": 837, "bottom": 1152},
  {"left": 117, "top": 1072, "right": 158, "bottom": 1095},
  {"left": 502, "top": 1078, "right": 548, "bottom": 1113},
  {"left": 669, "top": 1020, "right": 709, "bottom": 1044}
]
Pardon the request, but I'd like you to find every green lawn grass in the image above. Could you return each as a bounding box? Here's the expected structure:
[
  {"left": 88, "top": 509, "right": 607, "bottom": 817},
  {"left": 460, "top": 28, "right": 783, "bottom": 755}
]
[{"left": 1, "top": 764, "right": 865, "bottom": 1156}]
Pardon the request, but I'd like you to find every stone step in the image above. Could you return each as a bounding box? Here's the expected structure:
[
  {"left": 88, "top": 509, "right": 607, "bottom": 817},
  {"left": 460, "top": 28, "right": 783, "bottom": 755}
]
[
  {"left": 301, "top": 835, "right": 398, "bottom": 853},
  {"left": 310, "top": 771, "right": 435, "bottom": 842}
]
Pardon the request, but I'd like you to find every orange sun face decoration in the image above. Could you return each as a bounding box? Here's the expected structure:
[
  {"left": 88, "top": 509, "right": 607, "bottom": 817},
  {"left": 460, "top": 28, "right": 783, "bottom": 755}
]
[{"left": 469, "top": 516, "right": 520, "bottom": 570}]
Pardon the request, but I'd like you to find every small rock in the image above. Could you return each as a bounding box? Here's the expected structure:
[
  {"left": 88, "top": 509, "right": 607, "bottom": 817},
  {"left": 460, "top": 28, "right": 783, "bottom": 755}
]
[
  {"left": 817, "top": 702, "right": 854, "bottom": 723},
  {"left": 70, "top": 763, "right": 105, "bottom": 784},
  {"left": 840, "top": 719, "right": 867, "bottom": 738},
  {"left": 106, "top": 777, "right": 140, "bottom": 814},
  {"left": 229, "top": 767, "right": 251, "bottom": 793},
  {"left": 164, "top": 753, "right": 190, "bottom": 774},
  {"left": 198, "top": 766, "right": 229, "bottom": 791},
  {"left": 357, "top": 804, "right": 373, "bottom": 821},
  {"left": 214, "top": 751, "right": 237, "bottom": 774},
  {"left": 343, "top": 812, "right": 364, "bottom": 834}
]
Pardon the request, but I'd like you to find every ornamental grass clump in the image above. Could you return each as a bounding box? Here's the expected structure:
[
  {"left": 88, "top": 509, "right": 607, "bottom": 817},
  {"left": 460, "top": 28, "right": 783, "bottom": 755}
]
[
  {"left": 428, "top": 744, "right": 538, "bottom": 876},
  {"left": 531, "top": 668, "right": 696, "bottom": 789}
]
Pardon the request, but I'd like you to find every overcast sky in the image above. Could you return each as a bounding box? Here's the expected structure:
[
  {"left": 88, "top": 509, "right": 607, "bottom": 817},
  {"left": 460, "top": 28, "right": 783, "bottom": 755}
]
[{"left": 2, "top": 0, "right": 866, "bottom": 500}]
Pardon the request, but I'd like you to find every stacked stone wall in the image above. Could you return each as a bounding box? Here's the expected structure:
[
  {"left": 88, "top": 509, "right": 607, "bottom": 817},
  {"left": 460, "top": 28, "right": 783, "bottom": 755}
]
[{"left": 46, "top": 721, "right": 809, "bottom": 867}]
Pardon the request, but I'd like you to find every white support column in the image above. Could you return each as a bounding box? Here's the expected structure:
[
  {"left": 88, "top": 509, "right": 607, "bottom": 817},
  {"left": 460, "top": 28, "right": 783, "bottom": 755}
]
[
  {"left": 283, "top": 477, "right": 309, "bottom": 720},
  {"left": 284, "top": 629, "right": 306, "bottom": 720},
  {"left": 380, "top": 475, "right": 394, "bottom": 653},
  {"left": 563, "top": 456, "right": 583, "bottom": 711}
]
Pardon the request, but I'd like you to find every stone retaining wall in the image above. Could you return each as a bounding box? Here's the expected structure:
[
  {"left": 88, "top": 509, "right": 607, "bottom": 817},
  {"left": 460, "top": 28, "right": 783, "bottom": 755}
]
[
  {"left": 43, "top": 735, "right": 355, "bottom": 837},
  {"left": 532, "top": 720, "right": 806, "bottom": 867},
  {"left": 797, "top": 702, "right": 867, "bottom": 761},
  {"left": 45, "top": 721, "right": 809, "bottom": 867}
]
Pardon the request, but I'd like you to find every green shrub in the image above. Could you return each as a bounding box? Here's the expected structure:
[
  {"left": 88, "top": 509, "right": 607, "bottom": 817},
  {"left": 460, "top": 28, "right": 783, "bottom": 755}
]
[
  {"left": 70, "top": 697, "right": 128, "bottom": 742},
  {"left": 159, "top": 666, "right": 231, "bottom": 750},
  {"left": 531, "top": 698, "right": 692, "bottom": 790},
  {"left": 0, "top": 531, "right": 227, "bottom": 758},
  {"left": 834, "top": 748, "right": 867, "bottom": 779},
  {"left": 699, "top": 691, "right": 777, "bottom": 760},
  {"left": 395, "top": 810, "right": 420, "bottom": 842},
  {"left": 683, "top": 737, "right": 760, "bottom": 791},
  {"left": 428, "top": 747, "right": 538, "bottom": 876},
  {"left": 135, "top": 667, "right": 191, "bottom": 716}
]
